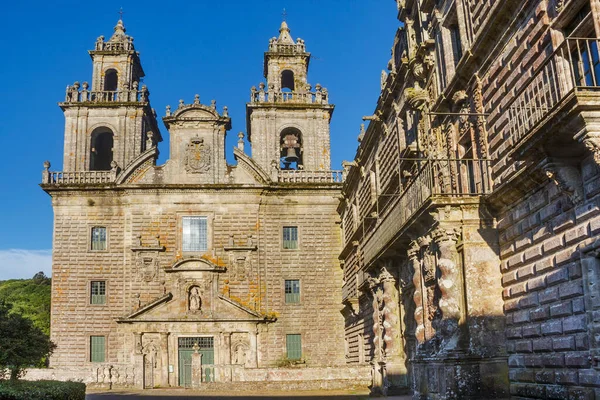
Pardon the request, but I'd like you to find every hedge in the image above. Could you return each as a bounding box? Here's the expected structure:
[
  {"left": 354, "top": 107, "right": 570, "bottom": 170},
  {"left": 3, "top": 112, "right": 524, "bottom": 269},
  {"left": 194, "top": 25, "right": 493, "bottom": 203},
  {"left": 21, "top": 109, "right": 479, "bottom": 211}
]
[{"left": 0, "top": 380, "right": 86, "bottom": 400}]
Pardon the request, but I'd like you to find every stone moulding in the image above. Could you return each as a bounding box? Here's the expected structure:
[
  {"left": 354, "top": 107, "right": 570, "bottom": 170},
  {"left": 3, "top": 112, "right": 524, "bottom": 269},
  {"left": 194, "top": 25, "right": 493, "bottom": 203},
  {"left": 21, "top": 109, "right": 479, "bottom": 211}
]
[{"left": 165, "top": 257, "right": 226, "bottom": 273}]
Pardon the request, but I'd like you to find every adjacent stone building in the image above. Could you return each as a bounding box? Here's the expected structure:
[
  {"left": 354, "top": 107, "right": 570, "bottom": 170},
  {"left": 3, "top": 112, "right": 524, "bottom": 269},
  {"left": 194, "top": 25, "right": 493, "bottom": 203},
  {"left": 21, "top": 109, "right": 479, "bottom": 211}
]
[
  {"left": 339, "top": 0, "right": 600, "bottom": 398},
  {"left": 41, "top": 19, "right": 368, "bottom": 389}
]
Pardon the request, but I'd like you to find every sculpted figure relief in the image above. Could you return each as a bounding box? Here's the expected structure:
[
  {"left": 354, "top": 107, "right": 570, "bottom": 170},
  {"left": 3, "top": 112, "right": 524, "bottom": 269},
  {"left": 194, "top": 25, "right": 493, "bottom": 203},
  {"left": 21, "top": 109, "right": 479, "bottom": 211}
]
[{"left": 189, "top": 287, "right": 202, "bottom": 311}]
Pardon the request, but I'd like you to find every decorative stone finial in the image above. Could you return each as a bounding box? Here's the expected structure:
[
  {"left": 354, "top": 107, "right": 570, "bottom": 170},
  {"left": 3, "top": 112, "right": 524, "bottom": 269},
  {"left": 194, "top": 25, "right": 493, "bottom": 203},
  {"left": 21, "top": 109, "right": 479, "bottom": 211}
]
[
  {"left": 277, "top": 20, "right": 295, "bottom": 44},
  {"left": 237, "top": 132, "right": 245, "bottom": 151},
  {"left": 194, "top": 94, "right": 200, "bottom": 104},
  {"left": 178, "top": 99, "right": 184, "bottom": 109},
  {"left": 43, "top": 161, "right": 51, "bottom": 170},
  {"left": 210, "top": 100, "right": 216, "bottom": 109},
  {"left": 165, "top": 105, "right": 171, "bottom": 116},
  {"left": 223, "top": 106, "right": 229, "bottom": 117}
]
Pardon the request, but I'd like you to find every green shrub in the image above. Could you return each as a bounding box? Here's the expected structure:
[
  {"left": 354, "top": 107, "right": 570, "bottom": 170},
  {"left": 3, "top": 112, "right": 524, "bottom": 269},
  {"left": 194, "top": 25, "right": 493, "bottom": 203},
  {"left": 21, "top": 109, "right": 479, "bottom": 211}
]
[{"left": 0, "top": 380, "right": 86, "bottom": 400}]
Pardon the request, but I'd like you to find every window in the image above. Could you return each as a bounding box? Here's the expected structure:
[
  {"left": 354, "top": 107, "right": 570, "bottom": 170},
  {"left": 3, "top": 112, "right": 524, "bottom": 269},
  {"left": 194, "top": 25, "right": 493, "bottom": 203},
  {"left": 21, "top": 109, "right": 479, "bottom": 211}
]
[
  {"left": 286, "top": 334, "right": 302, "bottom": 360},
  {"left": 104, "top": 69, "right": 118, "bottom": 91},
  {"left": 91, "top": 281, "right": 106, "bottom": 305},
  {"left": 450, "top": 25, "right": 462, "bottom": 67},
  {"left": 282, "top": 226, "right": 298, "bottom": 250},
  {"left": 90, "top": 336, "right": 105, "bottom": 362},
  {"left": 281, "top": 70, "right": 295, "bottom": 91},
  {"left": 182, "top": 216, "right": 208, "bottom": 252},
  {"left": 90, "top": 128, "right": 114, "bottom": 171},
  {"left": 285, "top": 280, "right": 300, "bottom": 303},
  {"left": 91, "top": 227, "right": 107, "bottom": 251}
]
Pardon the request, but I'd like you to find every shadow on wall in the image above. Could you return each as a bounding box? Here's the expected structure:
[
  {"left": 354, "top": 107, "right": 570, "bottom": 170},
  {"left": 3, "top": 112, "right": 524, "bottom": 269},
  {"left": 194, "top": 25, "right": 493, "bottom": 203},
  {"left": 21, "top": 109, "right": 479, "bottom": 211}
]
[{"left": 86, "top": 393, "right": 387, "bottom": 400}]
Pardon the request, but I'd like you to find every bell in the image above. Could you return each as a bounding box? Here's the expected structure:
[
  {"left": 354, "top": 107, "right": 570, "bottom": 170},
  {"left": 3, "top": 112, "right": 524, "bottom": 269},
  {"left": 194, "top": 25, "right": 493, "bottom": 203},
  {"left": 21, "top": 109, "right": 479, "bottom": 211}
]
[{"left": 284, "top": 147, "right": 299, "bottom": 163}]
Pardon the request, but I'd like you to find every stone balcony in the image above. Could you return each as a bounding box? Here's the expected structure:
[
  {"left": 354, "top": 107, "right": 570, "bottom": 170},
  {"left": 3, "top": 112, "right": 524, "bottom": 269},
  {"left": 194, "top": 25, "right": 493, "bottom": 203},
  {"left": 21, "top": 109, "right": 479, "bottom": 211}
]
[
  {"left": 249, "top": 85, "right": 329, "bottom": 105},
  {"left": 503, "top": 37, "right": 600, "bottom": 158},
  {"left": 277, "top": 169, "right": 344, "bottom": 184},
  {"left": 61, "top": 83, "right": 149, "bottom": 105},
  {"left": 343, "top": 159, "right": 492, "bottom": 266},
  {"left": 41, "top": 168, "right": 117, "bottom": 186}
]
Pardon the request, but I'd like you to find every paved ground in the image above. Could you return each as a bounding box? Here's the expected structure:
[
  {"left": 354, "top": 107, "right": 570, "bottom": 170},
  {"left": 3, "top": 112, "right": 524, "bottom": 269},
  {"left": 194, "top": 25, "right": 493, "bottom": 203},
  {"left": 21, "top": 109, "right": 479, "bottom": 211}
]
[{"left": 86, "top": 389, "right": 413, "bottom": 399}]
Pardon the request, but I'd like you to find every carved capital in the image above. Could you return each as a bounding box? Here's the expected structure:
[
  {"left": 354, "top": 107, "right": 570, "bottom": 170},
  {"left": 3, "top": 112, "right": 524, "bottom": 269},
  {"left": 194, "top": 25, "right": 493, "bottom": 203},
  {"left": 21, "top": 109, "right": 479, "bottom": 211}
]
[{"left": 543, "top": 159, "right": 584, "bottom": 205}]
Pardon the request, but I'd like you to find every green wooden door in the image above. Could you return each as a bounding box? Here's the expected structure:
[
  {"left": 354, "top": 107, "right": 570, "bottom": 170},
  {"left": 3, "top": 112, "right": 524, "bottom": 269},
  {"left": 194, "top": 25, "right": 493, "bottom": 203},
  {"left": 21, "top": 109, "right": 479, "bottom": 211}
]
[{"left": 178, "top": 337, "right": 214, "bottom": 386}]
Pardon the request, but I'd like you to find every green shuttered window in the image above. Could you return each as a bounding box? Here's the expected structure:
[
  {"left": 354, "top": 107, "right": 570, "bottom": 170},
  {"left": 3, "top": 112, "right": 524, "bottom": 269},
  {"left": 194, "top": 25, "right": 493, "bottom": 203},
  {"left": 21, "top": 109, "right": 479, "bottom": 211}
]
[
  {"left": 90, "top": 281, "right": 106, "bottom": 304},
  {"left": 90, "top": 336, "right": 105, "bottom": 362},
  {"left": 285, "top": 280, "right": 300, "bottom": 303},
  {"left": 286, "top": 334, "right": 302, "bottom": 360},
  {"left": 282, "top": 226, "right": 298, "bottom": 249}
]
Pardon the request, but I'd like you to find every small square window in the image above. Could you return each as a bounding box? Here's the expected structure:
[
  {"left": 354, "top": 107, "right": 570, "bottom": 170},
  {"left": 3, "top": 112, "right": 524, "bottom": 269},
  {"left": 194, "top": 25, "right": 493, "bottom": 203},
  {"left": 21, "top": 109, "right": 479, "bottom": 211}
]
[
  {"left": 183, "top": 216, "right": 208, "bottom": 252},
  {"left": 286, "top": 334, "right": 302, "bottom": 360},
  {"left": 90, "top": 281, "right": 106, "bottom": 305},
  {"left": 282, "top": 226, "right": 298, "bottom": 250},
  {"left": 90, "top": 336, "right": 105, "bottom": 362},
  {"left": 285, "top": 280, "right": 300, "bottom": 303},
  {"left": 91, "top": 227, "right": 107, "bottom": 251}
]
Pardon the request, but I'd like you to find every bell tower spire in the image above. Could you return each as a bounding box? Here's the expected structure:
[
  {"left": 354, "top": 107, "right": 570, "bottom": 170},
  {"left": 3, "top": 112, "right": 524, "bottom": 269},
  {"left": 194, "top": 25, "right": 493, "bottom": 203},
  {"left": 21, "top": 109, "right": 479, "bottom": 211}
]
[
  {"left": 247, "top": 21, "right": 334, "bottom": 173},
  {"left": 59, "top": 19, "right": 161, "bottom": 173}
]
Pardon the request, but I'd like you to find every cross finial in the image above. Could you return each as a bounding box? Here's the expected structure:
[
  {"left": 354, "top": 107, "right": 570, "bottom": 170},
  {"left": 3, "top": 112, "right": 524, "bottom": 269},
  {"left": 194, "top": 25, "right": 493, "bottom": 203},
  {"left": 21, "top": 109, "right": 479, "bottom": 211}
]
[
  {"left": 282, "top": 8, "right": 287, "bottom": 22},
  {"left": 119, "top": 7, "right": 124, "bottom": 21}
]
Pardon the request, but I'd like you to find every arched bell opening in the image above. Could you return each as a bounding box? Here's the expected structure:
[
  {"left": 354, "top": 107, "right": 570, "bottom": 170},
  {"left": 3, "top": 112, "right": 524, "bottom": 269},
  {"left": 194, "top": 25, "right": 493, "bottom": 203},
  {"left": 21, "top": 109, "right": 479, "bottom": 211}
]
[
  {"left": 104, "top": 69, "right": 119, "bottom": 91},
  {"left": 280, "top": 127, "right": 303, "bottom": 170},
  {"left": 281, "top": 70, "right": 295, "bottom": 92},
  {"left": 90, "top": 128, "right": 114, "bottom": 171}
]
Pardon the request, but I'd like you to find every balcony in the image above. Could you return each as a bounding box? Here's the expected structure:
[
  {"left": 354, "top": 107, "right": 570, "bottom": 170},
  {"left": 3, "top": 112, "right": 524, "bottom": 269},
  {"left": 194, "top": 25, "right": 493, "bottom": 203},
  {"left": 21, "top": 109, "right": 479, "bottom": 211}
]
[
  {"left": 505, "top": 38, "right": 600, "bottom": 153},
  {"left": 360, "top": 159, "right": 491, "bottom": 266},
  {"left": 249, "top": 86, "right": 329, "bottom": 105},
  {"left": 277, "top": 169, "right": 344, "bottom": 184},
  {"left": 41, "top": 169, "right": 116, "bottom": 186},
  {"left": 62, "top": 86, "right": 149, "bottom": 104}
]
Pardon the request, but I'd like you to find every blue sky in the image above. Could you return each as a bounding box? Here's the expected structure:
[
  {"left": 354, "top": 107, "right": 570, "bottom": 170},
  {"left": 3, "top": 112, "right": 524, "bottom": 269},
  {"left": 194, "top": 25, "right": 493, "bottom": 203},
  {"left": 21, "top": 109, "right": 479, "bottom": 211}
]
[{"left": 0, "top": 1, "right": 398, "bottom": 279}]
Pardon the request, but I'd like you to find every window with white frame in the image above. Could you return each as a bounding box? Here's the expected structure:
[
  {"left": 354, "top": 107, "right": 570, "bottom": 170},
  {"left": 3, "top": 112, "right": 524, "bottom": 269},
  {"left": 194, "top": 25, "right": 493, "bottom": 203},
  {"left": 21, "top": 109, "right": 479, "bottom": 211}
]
[{"left": 182, "top": 216, "right": 208, "bottom": 252}]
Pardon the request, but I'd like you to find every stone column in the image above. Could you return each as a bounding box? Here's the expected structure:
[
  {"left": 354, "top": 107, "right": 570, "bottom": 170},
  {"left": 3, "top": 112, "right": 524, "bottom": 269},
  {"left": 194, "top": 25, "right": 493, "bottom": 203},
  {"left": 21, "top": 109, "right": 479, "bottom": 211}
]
[
  {"left": 248, "top": 327, "right": 258, "bottom": 368},
  {"left": 432, "top": 227, "right": 463, "bottom": 348},
  {"left": 408, "top": 241, "right": 425, "bottom": 344},
  {"left": 380, "top": 264, "right": 408, "bottom": 389},
  {"left": 159, "top": 333, "right": 169, "bottom": 387},
  {"left": 191, "top": 343, "right": 202, "bottom": 388},
  {"left": 221, "top": 332, "right": 232, "bottom": 382},
  {"left": 132, "top": 332, "right": 144, "bottom": 389},
  {"left": 368, "top": 276, "right": 383, "bottom": 362}
]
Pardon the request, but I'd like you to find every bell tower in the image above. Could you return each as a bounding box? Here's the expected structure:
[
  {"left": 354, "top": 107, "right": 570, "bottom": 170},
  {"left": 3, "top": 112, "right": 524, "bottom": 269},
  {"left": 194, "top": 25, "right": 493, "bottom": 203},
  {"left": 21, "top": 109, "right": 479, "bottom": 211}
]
[
  {"left": 59, "top": 18, "right": 161, "bottom": 172},
  {"left": 246, "top": 21, "right": 334, "bottom": 172}
]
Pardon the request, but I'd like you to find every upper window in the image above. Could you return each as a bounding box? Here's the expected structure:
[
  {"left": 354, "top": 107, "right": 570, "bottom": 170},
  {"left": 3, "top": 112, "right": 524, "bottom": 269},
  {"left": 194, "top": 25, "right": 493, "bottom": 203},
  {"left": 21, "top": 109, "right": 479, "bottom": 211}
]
[
  {"left": 90, "top": 281, "right": 106, "bottom": 305},
  {"left": 90, "top": 128, "right": 114, "bottom": 171},
  {"left": 282, "top": 226, "right": 298, "bottom": 250},
  {"left": 91, "top": 227, "right": 107, "bottom": 251},
  {"left": 285, "top": 280, "right": 300, "bottom": 303},
  {"left": 450, "top": 25, "right": 463, "bottom": 67},
  {"left": 90, "top": 336, "right": 106, "bottom": 362},
  {"left": 183, "top": 216, "right": 208, "bottom": 252},
  {"left": 281, "top": 70, "right": 295, "bottom": 91},
  {"left": 104, "top": 69, "right": 118, "bottom": 91}
]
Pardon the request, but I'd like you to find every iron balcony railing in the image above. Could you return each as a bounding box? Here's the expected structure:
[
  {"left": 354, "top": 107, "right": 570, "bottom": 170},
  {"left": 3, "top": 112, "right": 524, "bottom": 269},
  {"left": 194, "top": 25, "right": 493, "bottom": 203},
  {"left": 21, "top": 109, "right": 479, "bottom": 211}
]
[
  {"left": 506, "top": 38, "right": 600, "bottom": 148},
  {"left": 360, "top": 158, "right": 492, "bottom": 266}
]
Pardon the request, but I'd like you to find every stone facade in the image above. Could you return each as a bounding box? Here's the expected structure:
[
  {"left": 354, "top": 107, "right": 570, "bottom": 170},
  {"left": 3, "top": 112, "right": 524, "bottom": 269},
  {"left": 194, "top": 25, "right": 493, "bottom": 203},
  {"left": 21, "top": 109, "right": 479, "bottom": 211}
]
[
  {"left": 42, "top": 20, "right": 355, "bottom": 389},
  {"left": 339, "top": 0, "right": 600, "bottom": 398}
]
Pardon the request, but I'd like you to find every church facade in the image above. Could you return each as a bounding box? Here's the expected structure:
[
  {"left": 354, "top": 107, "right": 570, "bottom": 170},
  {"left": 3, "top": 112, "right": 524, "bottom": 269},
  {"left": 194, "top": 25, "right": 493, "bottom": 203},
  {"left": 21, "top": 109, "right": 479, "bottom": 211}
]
[{"left": 41, "top": 19, "right": 368, "bottom": 389}]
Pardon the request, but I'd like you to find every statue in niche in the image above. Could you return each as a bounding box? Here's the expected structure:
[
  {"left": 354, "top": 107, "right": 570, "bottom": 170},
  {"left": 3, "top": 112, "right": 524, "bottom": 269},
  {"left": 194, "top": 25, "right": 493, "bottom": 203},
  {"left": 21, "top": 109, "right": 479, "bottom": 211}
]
[
  {"left": 189, "top": 287, "right": 202, "bottom": 311},
  {"left": 233, "top": 343, "right": 247, "bottom": 365}
]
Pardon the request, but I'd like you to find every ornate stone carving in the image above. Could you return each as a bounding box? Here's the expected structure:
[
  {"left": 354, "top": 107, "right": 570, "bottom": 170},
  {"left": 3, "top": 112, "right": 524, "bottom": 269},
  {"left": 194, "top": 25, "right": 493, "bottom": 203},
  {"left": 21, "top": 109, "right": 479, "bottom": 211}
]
[
  {"left": 135, "top": 253, "right": 159, "bottom": 282},
  {"left": 543, "top": 161, "right": 584, "bottom": 205},
  {"left": 584, "top": 138, "right": 600, "bottom": 165},
  {"left": 409, "top": 241, "right": 425, "bottom": 344},
  {"left": 473, "top": 75, "right": 489, "bottom": 158},
  {"left": 184, "top": 137, "right": 211, "bottom": 174}
]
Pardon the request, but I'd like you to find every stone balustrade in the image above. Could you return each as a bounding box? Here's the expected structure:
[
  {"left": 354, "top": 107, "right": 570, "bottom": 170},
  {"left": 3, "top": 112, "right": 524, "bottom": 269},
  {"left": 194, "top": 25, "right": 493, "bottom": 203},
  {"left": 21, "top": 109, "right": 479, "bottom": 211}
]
[
  {"left": 42, "top": 168, "right": 117, "bottom": 185},
  {"left": 94, "top": 38, "right": 134, "bottom": 52},
  {"left": 63, "top": 85, "right": 149, "bottom": 104},
  {"left": 278, "top": 169, "right": 344, "bottom": 184},
  {"left": 505, "top": 38, "right": 600, "bottom": 150},
  {"left": 250, "top": 86, "right": 329, "bottom": 105},
  {"left": 267, "top": 42, "right": 306, "bottom": 54}
]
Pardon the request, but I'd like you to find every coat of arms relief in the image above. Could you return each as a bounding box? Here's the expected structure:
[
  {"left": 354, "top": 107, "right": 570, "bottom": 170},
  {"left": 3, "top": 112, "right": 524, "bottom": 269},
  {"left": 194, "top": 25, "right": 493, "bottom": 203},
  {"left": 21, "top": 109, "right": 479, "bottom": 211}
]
[{"left": 184, "top": 137, "right": 211, "bottom": 173}]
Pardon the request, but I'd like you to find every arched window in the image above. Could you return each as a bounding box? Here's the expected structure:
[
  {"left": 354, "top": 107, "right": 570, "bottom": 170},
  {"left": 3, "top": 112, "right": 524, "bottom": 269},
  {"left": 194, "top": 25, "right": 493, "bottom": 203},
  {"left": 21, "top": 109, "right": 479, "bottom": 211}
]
[
  {"left": 90, "top": 128, "right": 114, "bottom": 171},
  {"left": 104, "top": 69, "right": 118, "bottom": 91},
  {"left": 281, "top": 70, "right": 295, "bottom": 91},
  {"left": 280, "top": 127, "right": 303, "bottom": 170}
]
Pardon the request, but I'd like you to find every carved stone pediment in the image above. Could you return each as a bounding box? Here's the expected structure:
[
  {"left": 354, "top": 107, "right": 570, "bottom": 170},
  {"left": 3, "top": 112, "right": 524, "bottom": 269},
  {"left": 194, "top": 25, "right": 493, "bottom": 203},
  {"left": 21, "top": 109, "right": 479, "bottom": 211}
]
[{"left": 165, "top": 257, "right": 226, "bottom": 273}]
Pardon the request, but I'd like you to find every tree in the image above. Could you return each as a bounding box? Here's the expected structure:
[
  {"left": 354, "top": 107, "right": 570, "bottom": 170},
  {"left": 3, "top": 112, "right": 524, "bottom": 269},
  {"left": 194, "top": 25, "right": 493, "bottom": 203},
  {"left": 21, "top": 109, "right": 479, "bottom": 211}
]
[{"left": 0, "top": 301, "right": 56, "bottom": 380}]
